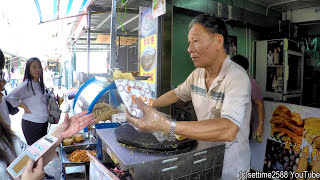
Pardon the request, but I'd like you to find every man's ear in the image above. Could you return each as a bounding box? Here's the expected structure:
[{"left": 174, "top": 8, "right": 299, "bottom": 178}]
[{"left": 216, "top": 34, "right": 225, "bottom": 50}]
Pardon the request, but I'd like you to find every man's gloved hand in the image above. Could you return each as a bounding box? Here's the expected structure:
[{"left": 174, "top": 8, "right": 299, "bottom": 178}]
[{"left": 125, "top": 98, "right": 171, "bottom": 133}]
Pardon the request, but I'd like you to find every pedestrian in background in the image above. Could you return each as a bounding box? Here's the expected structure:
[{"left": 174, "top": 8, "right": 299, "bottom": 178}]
[
  {"left": 10, "top": 68, "right": 16, "bottom": 89},
  {"left": 231, "top": 54, "right": 265, "bottom": 142},
  {"left": 3, "top": 67, "right": 9, "bottom": 82}
]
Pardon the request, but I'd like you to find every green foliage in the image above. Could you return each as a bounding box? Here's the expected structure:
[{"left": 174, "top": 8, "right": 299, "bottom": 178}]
[{"left": 117, "top": 0, "right": 128, "bottom": 34}]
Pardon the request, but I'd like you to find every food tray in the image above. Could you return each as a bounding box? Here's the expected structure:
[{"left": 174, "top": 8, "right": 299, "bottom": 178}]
[
  {"left": 61, "top": 132, "right": 97, "bottom": 153},
  {"left": 60, "top": 145, "right": 96, "bottom": 166}
]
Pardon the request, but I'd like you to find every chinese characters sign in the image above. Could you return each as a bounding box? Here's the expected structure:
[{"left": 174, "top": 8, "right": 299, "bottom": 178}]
[{"left": 139, "top": 7, "right": 158, "bottom": 98}]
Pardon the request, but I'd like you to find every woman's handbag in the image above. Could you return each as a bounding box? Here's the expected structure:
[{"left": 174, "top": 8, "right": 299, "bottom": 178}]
[
  {"left": 5, "top": 90, "right": 19, "bottom": 115},
  {"left": 46, "top": 88, "right": 61, "bottom": 124},
  {"left": 6, "top": 101, "right": 19, "bottom": 115}
]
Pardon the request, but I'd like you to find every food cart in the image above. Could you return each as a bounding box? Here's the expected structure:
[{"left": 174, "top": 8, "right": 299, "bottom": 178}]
[
  {"left": 54, "top": 0, "right": 226, "bottom": 178},
  {"left": 56, "top": 75, "right": 225, "bottom": 179}
]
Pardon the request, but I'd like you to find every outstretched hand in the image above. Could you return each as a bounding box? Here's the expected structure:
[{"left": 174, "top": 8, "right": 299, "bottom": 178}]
[
  {"left": 52, "top": 110, "right": 96, "bottom": 139},
  {"left": 21, "top": 158, "right": 45, "bottom": 180},
  {"left": 125, "top": 98, "right": 170, "bottom": 133}
]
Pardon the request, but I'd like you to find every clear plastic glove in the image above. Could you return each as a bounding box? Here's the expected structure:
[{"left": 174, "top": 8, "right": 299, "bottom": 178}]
[
  {"left": 21, "top": 158, "right": 45, "bottom": 180},
  {"left": 125, "top": 98, "right": 171, "bottom": 134}
]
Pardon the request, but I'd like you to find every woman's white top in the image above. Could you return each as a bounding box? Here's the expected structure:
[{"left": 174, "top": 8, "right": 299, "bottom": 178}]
[{"left": 6, "top": 80, "right": 48, "bottom": 123}]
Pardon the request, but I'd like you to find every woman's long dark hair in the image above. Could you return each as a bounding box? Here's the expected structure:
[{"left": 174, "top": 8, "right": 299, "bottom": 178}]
[
  {"left": 23, "top": 57, "right": 45, "bottom": 94},
  {"left": 0, "top": 116, "right": 16, "bottom": 165}
]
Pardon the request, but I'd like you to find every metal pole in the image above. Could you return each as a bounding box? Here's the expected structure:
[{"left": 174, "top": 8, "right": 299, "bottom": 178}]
[
  {"left": 265, "top": 0, "right": 299, "bottom": 16},
  {"left": 38, "top": 12, "right": 87, "bottom": 24},
  {"left": 110, "top": 0, "right": 117, "bottom": 69},
  {"left": 87, "top": 9, "right": 91, "bottom": 75},
  {"left": 127, "top": 45, "right": 129, "bottom": 71}
]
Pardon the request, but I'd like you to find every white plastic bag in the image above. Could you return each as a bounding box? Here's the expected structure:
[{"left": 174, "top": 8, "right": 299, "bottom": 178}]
[
  {"left": 115, "top": 79, "right": 153, "bottom": 118},
  {"left": 115, "top": 79, "right": 168, "bottom": 142}
]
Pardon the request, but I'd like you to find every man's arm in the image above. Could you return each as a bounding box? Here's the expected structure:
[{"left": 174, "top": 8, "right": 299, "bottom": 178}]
[
  {"left": 176, "top": 118, "right": 239, "bottom": 142},
  {"left": 126, "top": 99, "right": 239, "bottom": 142},
  {"left": 254, "top": 99, "right": 264, "bottom": 138},
  {"left": 152, "top": 90, "right": 180, "bottom": 108},
  {"left": 255, "top": 100, "right": 264, "bottom": 125}
]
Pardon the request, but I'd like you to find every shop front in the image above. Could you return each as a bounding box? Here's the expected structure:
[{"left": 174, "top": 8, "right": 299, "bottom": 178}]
[{"left": 26, "top": 0, "right": 320, "bottom": 179}]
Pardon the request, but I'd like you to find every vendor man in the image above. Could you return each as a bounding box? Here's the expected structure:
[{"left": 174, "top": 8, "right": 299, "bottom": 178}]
[{"left": 125, "top": 14, "right": 251, "bottom": 180}]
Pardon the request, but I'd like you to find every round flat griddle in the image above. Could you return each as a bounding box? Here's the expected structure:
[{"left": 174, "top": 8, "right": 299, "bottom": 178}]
[{"left": 115, "top": 124, "right": 197, "bottom": 151}]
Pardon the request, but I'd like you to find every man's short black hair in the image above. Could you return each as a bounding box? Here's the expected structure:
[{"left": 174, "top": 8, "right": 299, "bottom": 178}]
[
  {"left": 0, "top": 49, "right": 4, "bottom": 70},
  {"left": 189, "top": 14, "right": 228, "bottom": 39},
  {"left": 231, "top": 54, "right": 249, "bottom": 70}
]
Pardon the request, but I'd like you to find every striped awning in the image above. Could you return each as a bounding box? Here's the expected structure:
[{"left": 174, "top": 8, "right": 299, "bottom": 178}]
[{"left": 34, "top": 0, "right": 91, "bottom": 23}]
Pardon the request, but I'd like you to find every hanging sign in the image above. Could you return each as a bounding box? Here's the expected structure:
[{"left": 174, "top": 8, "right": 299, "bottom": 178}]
[
  {"left": 152, "top": 0, "right": 166, "bottom": 18},
  {"left": 139, "top": 7, "right": 157, "bottom": 98},
  {"left": 88, "top": 152, "right": 119, "bottom": 180}
]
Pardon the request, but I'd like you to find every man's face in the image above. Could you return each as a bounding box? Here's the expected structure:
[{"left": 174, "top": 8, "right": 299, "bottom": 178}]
[{"left": 187, "top": 24, "right": 221, "bottom": 68}]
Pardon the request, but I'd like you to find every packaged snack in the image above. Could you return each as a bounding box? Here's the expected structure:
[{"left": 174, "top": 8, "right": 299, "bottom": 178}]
[
  {"left": 115, "top": 79, "right": 168, "bottom": 142},
  {"left": 115, "top": 79, "right": 153, "bottom": 118}
]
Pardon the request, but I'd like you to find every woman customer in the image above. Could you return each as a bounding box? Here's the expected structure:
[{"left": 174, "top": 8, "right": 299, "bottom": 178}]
[
  {"left": 6, "top": 57, "right": 55, "bottom": 179},
  {"left": 6, "top": 57, "right": 49, "bottom": 145}
]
